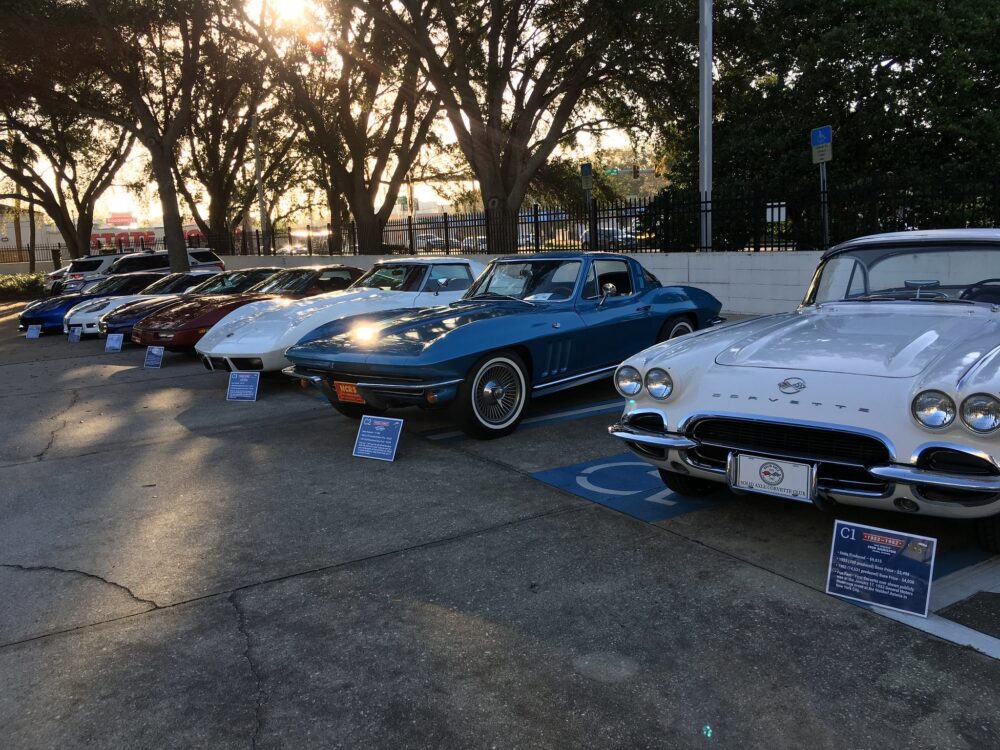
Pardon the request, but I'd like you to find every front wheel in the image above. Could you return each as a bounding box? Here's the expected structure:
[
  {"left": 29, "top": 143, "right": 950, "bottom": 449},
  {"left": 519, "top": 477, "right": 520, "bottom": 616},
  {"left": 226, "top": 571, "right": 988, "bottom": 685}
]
[
  {"left": 455, "top": 351, "right": 530, "bottom": 439},
  {"left": 976, "top": 515, "right": 1000, "bottom": 554},
  {"left": 658, "top": 469, "right": 717, "bottom": 497}
]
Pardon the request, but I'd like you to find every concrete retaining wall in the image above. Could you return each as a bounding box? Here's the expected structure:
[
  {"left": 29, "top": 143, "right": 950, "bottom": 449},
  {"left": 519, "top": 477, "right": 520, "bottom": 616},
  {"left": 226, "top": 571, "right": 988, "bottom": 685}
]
[{"left": 1, "top": 251, "right": 823, "bottom": 315}]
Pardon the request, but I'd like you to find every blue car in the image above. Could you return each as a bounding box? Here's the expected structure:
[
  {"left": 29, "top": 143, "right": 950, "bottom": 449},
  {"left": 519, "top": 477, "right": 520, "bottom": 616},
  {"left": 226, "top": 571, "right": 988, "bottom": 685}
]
[
  {"left": 284, "top": 252, "right": 723, "bottom": 438},
  {"left": 18, "top": 272, "right": 167, "bottom": 334}
]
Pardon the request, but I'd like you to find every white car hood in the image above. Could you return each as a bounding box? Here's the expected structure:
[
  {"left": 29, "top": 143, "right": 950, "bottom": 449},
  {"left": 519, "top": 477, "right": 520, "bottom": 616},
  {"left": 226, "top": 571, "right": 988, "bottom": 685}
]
[
  {"left": 712, "top": 304, "right": 998, "bottom": 378},
  {"left": 197, "top": 287, "right": 417, "bottom": 351}
]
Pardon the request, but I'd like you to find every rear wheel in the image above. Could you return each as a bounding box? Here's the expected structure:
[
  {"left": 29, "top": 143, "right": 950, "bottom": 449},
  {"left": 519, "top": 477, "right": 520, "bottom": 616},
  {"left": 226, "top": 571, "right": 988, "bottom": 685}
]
[
  {"left": 657, "top": 315, "right": 695, "bottom": 343},
  {"left": 658, "top": 469, "right": 717, "bottom": 497},
  {"left": 976, "top": 515, "right": 1000, "bottom": 554},
  {"left": 456, "top": 350, "right": 530, "bottom": 439}
]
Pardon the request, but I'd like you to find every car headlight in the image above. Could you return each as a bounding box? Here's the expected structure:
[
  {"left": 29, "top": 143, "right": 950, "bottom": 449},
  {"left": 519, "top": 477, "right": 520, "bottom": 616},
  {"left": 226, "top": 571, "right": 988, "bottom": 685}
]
[
  {"left": 644, "top": 368, "right": 673, "bottom": 400},
  {"left": 912, "top": 390, "right": 956, "bottom": 429},
  {"left": 961, "top": 393, "right": 1000, "bottom": 434},
  {"left": 614, "top": 365, "right": 642, "bottom": 397}
]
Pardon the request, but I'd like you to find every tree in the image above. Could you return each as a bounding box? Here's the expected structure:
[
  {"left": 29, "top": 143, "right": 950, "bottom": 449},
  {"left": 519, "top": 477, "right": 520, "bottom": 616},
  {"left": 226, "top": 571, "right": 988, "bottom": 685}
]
[
  {"left": 357, "top": 0, "right": 670, "bottom": 250},
  {"left": 235, "top": 0, "right": 440, "bottom": 253},
  {"left": 0, "top": 107, "right": 134, "bottom": 261}
]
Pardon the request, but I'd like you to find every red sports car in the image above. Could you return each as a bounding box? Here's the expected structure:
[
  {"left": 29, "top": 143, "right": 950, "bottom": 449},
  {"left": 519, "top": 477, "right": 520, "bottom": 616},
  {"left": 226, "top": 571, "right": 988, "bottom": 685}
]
[{"left": 131, "top": 264, "right": 363, "bottom": 349}]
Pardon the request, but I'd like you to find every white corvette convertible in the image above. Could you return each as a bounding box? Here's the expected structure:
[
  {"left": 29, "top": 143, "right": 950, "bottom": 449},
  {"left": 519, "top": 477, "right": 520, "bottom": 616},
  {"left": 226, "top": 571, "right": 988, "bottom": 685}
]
[
  {"left": 196, "top": 257, "right": 485, "bottom": 372},
  {"left": 610, "top": 229, "right": 1000, "bottom": 551}
]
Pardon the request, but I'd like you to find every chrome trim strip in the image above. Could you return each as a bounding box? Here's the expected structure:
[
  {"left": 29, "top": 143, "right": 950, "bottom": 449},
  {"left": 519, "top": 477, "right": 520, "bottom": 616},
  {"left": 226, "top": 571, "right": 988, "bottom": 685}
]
[
  {"left": 676, "top": 410, "right": 898, "bottom": 462},
  {"left": 910, "top": 441, "right": 999, "bottom": 471},
  {"left": 356, "top": 378, "right": 463, "bottom": 392},
  {"left": 607, "top": 423, "right": 697, "bottom": 449},
  {"left": 957, "top": 343, "right": 1000, "bottom": 389},
  {"left": 869, "top": 465, "right": 1000, "bottom": 492},
  {"left": 534, "top": 365, "right": 616, "bottom": 391}
]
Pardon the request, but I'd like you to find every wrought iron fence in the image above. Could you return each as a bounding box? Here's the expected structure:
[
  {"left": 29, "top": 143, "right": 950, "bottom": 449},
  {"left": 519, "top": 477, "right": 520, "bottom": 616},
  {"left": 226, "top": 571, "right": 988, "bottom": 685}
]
[{"left": 4, "top": 174, "right": 998, "bottom": 266}]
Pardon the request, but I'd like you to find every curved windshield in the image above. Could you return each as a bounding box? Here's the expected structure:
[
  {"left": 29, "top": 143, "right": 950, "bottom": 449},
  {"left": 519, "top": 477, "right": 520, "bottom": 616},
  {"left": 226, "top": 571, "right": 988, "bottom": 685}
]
[
  {"left": 248, "top": 269, "right": 317, "bottom": 294},
  {"left": 141, "top": 273, "right": 216, "bottom": 294},
  {"left": 88, "top": 274, "right": 157, "bottom": 294},
  {"left": 188, "top": 270, "right": 278, "bottom": 295},
  {"left": 465, "top": 259, "right": 581, "bottom": 301},
  {"left": 808, "top": 244, "right": 1000, "bottom": 305},
  {"left": 352, "top": 264, "right": 425, "bottom": 292}
]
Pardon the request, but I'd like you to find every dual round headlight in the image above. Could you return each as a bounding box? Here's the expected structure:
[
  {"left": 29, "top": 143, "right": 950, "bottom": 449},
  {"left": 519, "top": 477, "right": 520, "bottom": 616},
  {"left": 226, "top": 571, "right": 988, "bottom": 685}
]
[
  {"left": 614, "top": 366, "right": 673, "bottom": 400},
  {"left": 912, "top": 390, "right": 1000, "bottom": 433}
]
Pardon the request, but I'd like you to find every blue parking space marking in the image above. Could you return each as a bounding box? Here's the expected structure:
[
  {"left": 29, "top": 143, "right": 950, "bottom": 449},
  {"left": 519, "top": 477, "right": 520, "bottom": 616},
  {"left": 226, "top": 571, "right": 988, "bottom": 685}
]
[
  {"left": 533, "top": 452, "right": 721, "bottom": 523},
  {"left": 422, "top": 399, "right": 624, "bottom": 441}
]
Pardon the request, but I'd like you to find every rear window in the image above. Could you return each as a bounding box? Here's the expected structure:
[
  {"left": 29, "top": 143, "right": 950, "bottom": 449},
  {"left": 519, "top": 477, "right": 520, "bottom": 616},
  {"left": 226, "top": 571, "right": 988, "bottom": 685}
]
[
  {"left": 68, "top": 259, "right": 104, "bottom": 272},
  {"left": 110, "top": 254, "right": 169, "bottom": 273},
  {"left": 189, "top": 250, "right": 221, "bottom": 264}
]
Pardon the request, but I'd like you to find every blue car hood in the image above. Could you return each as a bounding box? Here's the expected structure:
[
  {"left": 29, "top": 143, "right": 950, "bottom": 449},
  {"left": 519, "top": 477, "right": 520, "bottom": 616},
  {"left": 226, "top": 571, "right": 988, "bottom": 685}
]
[
  {"left": 23, "top": 292, "right": 98, "bottom": 314},
  {"left": 288, "top": 300, "right": 538, "bottom": 362}
]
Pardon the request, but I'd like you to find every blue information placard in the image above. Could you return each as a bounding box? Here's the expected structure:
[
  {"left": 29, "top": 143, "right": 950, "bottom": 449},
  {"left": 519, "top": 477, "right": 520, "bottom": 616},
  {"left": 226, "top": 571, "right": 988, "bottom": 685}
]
[
  {"left": 826, "top": 520, "right": 936, "bottom": 617},
  {"left": 143, "top": 345, "right": 165, "bottom": 369},
  {"left": 227, "top": 371, "right": 260, "bottom": 402},
  {"left": 105, "top": 333, "right": 124, "bottom": 352},
  {"left": 68, "top": 326, "right": 82, "bottom": 343},
  {"left": 26, "top": 325, "right": 42, "bottom": 339},
  {"left": 352, "top": 415, "right": 404, "bottom": 462}
]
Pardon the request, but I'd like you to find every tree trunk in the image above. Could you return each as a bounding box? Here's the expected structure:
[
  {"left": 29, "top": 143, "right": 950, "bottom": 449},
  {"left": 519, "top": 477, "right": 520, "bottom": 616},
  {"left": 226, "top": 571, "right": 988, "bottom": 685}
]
[
  {"left": 485, "top": 199, "right": 519, "bottom": 255},
  {"left": 28, "top": 200, "right": 36, "bottom": 273},
  {"left": 12, "top": 196, "right": 23, "bottom": 261},
  {"left": 206, "top": 198, "right": 232, "bottom": 256},
  {"left": 74, "top": 212, "right": 94, "bottom": 260},
  {"left": 350, "top": 200, "right": 384, "bottom": 255},
  {"left": 149, "top": 147, "right": 191, "bottom": 272}
]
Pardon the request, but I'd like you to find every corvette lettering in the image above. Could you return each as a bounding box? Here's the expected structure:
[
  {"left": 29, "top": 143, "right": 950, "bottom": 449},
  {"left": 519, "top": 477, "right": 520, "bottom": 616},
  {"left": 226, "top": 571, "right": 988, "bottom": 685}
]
[{"left": 710, "top": 393, "right": 870, "bottom": 413}]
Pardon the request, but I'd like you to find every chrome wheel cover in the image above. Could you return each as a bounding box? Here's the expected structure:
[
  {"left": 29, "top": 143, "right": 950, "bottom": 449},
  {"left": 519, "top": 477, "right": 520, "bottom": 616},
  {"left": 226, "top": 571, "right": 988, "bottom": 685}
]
[{"left": 472, "top": 359, "right": 525, "bottom": 427}]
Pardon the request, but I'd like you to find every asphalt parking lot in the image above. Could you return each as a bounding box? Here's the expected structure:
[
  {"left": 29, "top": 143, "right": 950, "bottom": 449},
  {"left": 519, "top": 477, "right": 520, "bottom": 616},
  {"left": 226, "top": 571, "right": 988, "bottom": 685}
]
[{"left": 1, "top": 299, "right": 999, "bottom": 749}]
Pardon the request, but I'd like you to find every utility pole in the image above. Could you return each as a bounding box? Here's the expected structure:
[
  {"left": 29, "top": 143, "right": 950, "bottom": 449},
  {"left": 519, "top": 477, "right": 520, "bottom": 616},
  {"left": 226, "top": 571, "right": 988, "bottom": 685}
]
[
  {"left": 698, "top": 0, "right": 713, "bottom": 251},
  {"left": 252, "top": 111, "right": 270, "bottom": 254}
]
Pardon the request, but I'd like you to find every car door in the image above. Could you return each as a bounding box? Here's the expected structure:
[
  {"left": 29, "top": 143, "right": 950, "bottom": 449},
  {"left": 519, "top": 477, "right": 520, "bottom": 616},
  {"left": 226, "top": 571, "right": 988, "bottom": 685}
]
[
  {"left": 576, "top": 258, "right": 654, "bottom": 366},
  {"left": 413, "top": 263, "right": 476, "bottom": 306}
]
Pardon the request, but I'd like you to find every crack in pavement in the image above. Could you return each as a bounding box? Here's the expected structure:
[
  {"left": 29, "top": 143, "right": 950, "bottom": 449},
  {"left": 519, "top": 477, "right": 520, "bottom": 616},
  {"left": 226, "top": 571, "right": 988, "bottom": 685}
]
[
  {"left": 230, "top": 592, "right": 267, "bottom": 750},
  {"left": 33, "top": 388, "right": 81, "bottom": 461},
  {"left": 0, "top": 563, "right": 160, "bottom": 610}
]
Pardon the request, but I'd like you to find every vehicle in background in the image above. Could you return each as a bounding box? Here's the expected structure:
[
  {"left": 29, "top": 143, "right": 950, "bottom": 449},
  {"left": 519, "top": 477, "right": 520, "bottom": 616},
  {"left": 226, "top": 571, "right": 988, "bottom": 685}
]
[
  {"left": 580, "top": 228, "right": 637, "bottom": 251},
  {"left": 275, "top": 245, "right": 309, "bottom": 256},
  {"left": 609, "top": 228, "right": 1000, "bottom": 552},
  {"left": 412, "top": 233, "right": 440, "bottom": 251},
  {"left": 18, "top": 272, "right": 167, "bottom": 334},
  {"left": 45, "top": 265, "right": 71, "bottom": 295},
  {"left": 197, "top": 257, "right": 486, "bottom": 372},
  {"left": 131, "top": 265, "right": 363, "bottom": 350},
  {"left": 99, "top": 268, "right": 282, "bottom": 340},
  {"left": 461, "top": 236, "right": 488, "bottom": 253},
  {"left": 62, "top": 248, "right": 225, "bottom": 293},
  {"left": 425, "top": 236, "right": 463, "bottom": 252},
  {"left": 284, "top": 252, "right": 722, "bottom": 438},
  {"left": 62, "top": 271, "right": 218, "bottom": 335}
]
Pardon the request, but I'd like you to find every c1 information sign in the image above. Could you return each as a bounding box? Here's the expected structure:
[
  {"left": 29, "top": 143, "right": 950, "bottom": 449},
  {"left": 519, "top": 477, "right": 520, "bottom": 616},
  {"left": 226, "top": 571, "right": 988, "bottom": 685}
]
[
  {"left": 227, "top": 371, "right": 260, "bottom": 402},
  {"left": 353, "top": 415, "right": 404, "bottom": 462},
  {"left": 826, "top": 520, "right": 936, "bottom": 617}
]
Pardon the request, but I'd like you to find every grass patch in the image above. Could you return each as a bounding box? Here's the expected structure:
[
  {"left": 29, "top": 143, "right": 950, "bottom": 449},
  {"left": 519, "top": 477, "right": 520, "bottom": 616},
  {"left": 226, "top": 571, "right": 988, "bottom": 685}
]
[{"left": 0, "top": 273, "right": 45, "bottom": 301}]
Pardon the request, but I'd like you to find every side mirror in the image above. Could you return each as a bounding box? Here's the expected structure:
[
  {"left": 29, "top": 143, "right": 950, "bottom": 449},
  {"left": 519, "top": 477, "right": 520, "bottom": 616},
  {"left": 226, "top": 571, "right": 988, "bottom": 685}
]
[
  {"left": 598, "top": 282, "right": 617, "bottom": 305},
  {"left": 434, "top": 277, "right": 450, "bottom": 295}
]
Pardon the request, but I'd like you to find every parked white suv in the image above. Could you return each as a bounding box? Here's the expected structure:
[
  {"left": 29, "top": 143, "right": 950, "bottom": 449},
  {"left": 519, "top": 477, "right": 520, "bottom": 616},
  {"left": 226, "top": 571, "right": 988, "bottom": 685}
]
[{"left": 61, "top": 248, "right": 225, "bottom": 293}]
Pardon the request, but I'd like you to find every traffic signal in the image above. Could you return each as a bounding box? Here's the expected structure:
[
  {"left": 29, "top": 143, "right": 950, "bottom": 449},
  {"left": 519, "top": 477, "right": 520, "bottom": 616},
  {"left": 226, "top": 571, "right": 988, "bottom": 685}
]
[{"left": 632, "top": 164, "right": 640, "bottom": 179}]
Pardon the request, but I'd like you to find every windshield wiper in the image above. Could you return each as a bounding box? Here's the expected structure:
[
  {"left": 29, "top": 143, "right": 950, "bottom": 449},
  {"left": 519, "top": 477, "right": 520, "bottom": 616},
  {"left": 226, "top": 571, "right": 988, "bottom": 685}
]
[{"left": 467, "top": 292, "right": 535, "bottom": 306}]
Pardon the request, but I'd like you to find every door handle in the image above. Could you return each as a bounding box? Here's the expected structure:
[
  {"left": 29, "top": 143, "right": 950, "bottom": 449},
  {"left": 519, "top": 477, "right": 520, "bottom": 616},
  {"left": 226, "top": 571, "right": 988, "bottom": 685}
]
[{"left": 637, "top": 305, "right": 652, "bottom": 312}]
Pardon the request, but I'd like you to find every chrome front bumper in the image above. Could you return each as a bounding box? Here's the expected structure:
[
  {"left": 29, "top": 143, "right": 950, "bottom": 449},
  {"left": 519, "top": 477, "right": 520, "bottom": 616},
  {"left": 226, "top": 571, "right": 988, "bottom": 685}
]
[
  {"left": 282, "top": 366, "right": 462, "bottom": 407},
  {"left": 608, "top": 421, "right": 1000, "bottom": 518}
]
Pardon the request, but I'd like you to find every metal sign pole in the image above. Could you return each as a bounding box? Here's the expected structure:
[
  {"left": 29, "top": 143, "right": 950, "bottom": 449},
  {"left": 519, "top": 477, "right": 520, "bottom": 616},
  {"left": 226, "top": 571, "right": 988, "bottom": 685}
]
[
  {"left": 698, "top": 0, "right": 713, "bottom": 251},
  {"left": 820, "top": 161, "right": 830, "bottom": 249}
]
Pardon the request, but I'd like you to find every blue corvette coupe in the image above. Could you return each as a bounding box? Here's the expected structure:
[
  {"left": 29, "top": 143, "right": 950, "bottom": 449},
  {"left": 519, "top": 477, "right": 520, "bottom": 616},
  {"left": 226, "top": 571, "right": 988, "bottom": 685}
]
[
  {"left": 284, "top": 252, "right": 723, "bottom": 438},
  {"left": 18, "top": 272, "right": 167, "bottom": 333}
]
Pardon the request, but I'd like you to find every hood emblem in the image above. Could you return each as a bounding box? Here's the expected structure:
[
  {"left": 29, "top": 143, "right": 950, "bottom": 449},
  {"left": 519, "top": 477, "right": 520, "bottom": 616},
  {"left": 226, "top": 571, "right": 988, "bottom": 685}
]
[{"left": 778, "top": 377, "right": 806, "bottom": 394}]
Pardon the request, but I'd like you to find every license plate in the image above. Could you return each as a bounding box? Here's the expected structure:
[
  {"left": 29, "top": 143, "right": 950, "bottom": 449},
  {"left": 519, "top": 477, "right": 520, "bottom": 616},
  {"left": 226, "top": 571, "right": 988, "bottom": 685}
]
[
  {"left": 333, "top": 381, "right": 364, "bottom": 404},
  {"left": 732, "top": 454, "right": 812, "bottom": 503}
]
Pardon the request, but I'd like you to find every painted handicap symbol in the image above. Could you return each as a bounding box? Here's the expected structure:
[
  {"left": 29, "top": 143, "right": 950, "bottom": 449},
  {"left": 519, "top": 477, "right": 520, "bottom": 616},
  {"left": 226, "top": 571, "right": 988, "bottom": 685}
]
[{"left": 575, "top": 461, "right": 677, "bottom": 506}]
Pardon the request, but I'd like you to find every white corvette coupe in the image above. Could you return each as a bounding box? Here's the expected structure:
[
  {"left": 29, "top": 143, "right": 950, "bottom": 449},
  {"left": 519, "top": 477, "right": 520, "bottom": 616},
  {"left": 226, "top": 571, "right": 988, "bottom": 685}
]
[
  {"left": 196, "top": 257, "right": 485, "bottom": 372},
  {"left": 610, "top": 229, "right": 1000, "bottom": 551}
]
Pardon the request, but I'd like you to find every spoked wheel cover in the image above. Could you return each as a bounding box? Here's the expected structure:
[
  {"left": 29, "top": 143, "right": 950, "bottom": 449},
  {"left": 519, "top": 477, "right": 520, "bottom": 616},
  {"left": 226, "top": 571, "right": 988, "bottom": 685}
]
[{"left": 471, "top": 357, "right": 526, "bottom": 428}]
